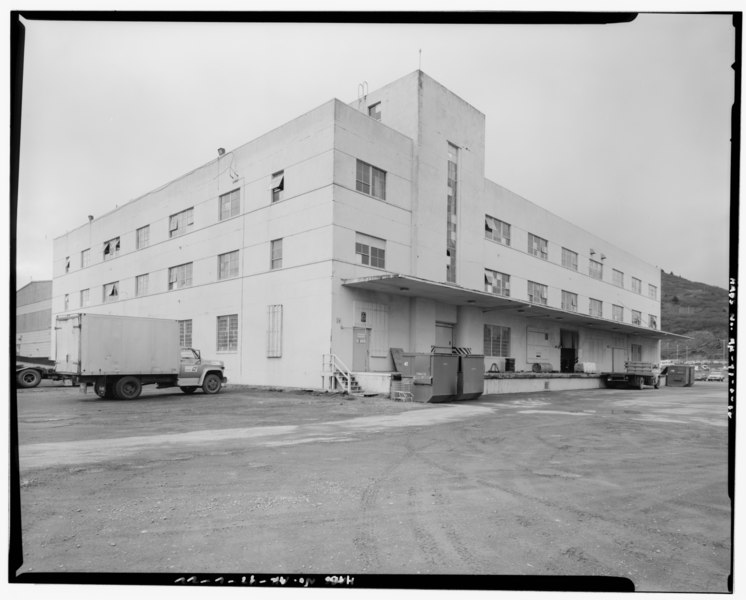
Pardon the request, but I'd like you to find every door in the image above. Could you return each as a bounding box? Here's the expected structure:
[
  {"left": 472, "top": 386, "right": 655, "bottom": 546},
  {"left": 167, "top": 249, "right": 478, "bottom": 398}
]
[
  {"left": 560, "top": 329, "right": 579, "bottom": 373},
  {"left": 612, "top": 348, "right": 627, "bottom": 372},
  {"left": 631, "top": 344, "right": 642, "bottom": 362},
  {"left": 435, "top": 322, "right": 454, "bottom": 351},
  {"left": 353, "top": 327, "right": 370, "bottom": 371}
]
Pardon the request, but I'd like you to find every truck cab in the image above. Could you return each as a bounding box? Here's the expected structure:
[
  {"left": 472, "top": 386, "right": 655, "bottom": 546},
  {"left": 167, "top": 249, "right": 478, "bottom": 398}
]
[{"left": 177, "top": 348, "right": 226, "bottom": 394}]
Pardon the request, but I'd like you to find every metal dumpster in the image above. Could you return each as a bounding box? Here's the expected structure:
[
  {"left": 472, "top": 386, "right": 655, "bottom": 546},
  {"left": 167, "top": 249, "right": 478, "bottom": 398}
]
[
  {"left": 665, "top": 365, "right": 695, "bottom": 387},
  {"left": 408, "top": 353, "right": 459, "bottom": 403},
  {"left": 456, "top": 354, "right": 484, "bottom": 400}
]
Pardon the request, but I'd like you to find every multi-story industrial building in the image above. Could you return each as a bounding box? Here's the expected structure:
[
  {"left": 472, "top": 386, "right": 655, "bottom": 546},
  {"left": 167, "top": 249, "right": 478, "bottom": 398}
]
[
  {"left": 52, "top": 71, "right": 667, "bottom": 392},
  {"left": 16, "top": 280, "right": 53, "bottom": 357}
]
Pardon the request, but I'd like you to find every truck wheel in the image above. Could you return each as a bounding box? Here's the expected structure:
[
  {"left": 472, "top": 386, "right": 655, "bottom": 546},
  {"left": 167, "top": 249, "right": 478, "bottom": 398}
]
[
  {"left": 180, "top": 386, "right": 197, "bottom": 394},
  {"left": 115, "top": 376, "right": 142, "bottom": 400},
  {"left": 202, "top": 373, "right": 222, "bottom": 394},
  {"left": 17, "top": 368, "right": 42, "bottom": 388},
  {"left": 637, "top": 376, "right": 645, "bottom": 390},
  {"left": 654, "top": 377, "right": 660, "bottom": 389}
]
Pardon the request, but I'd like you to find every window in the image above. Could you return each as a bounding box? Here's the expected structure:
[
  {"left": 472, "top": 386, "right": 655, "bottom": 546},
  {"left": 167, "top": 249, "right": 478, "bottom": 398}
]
[
  {"left": 613, "top": 269, "right": 624, "bottom": 288},
  {"left": 649, "top": 284, "right": 658, "bottom": 300},
  {"left": 368, "top": 102, "right": 381, "bottom": 121},
  {"left": 528, "top": 233, "right": 548, "bottom": 260},
  {"left": 169, "top": 207, "right": 194, "bottom": 238},
  {"left": 136, "top": 225, "right": 150, "bottom": 249},
  {"left": 355, "top": 233, "right": 386, "bottom": 268},
  {"left": 632, "top": 277, "right": 642, "bottom": 294},
  {"left": 178, "top": 319, "right": 192, "bottom": 347},
  {"left": 589, "top": 259, "right": 603, "bottom": 280},
  {"left": 81, "top": 248, "right": 90, "bottom": 268},
  {"left": 484, "top": 324, "right": 511, "bottom": 357},
  {"left": 103, "top": 237, "right": 120, "bottom": 260},
  {"left": 270, "top": 239, "right": 283, "bottom": 270},
  {"left": 80, "top": 288, "right": 90, "bottom": 307},
  {"left": 271, "top": 171, "right": 284, "bottom": 203},
  {"left": 649, "top": 314, "right": 658, "bottom": 329},
  {"left": 446, "top": 144, "right": 458, "bottom": 282},
  {"left": 267, "top": 305, "right": 283, "bottom": 357},
  {"left": 632, "top": 310, "right": 642, "bottom": 326},
  {"left": 484, "top": 269, "right": 510, "bottom": 296},
  {"left": 562, "top": 248, "right": 578, "bottom": 271},
  {"left": 136, "top": 273, "right": 149, "bottom": 296},
  {"left": 217, "top": 314, "right": 238, "bottom": 352},
  {"left": 356, "top": 159, "right": 386, "bottom": 201},
  {"left": 527, "top": 281, "right": 548, "bottom": 305},
  {"left": 561, "top": 290, "right": 578, "bottom": 312},
  {"left": 219, "top": 189, "right": 240, "bottom": 219},
  {"left": 612, "top": 304, "right": 623, "bottom": 322},
  {"left": 103, "top": 281, "right": 119, "bottom": 303},
  {"left": 65, "top": 257, "right": 70, "bottom": 273},
  {"left": 168, "top": 263, "right": 193, "bottom": 290},
  {"left": 64, "top": 294, "right": 69, "bottom": 310},
  {"left": 218, "top": 250, "right": 239, "bottom": 279},
  {"left": 589, "top": 298, "right": 602, "bottom": 317},
  {"left": 485, "top": 215, "right": 511, "bottom": 246}
]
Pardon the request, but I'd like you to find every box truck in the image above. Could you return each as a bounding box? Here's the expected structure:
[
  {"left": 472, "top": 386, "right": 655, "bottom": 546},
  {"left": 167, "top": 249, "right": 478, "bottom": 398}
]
[{"left": 54, "top": 313, "right": 227, "bottom": 399}]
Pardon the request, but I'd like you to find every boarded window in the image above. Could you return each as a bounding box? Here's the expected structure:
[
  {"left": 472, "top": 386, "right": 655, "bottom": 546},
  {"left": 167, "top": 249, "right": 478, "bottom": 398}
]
[
  {"left": 485, "top": 215, "right": 511, "bottom": 246},
  {"left": 267, "top": 305, "right": 282, "bottom": 357},
  {"left": 632, "top": 310, "right": 642, "bottom": 325},
  {"left": 169, "top": 208, "right": 194, "bottom": 238},
  {"left": 217, "top": 314, "right": 238, "bottom": 352},
  {"left": 632, "top": 277, "right": 642, "bottom": 294},
  {"left": 649, "top": 284, "right": 658, "bottom": 300},
  {"left": 179, "top": 319, "right": 192, "bottom": 347},
  {"left": 613, "top": 269, "right": 624, "bottom": 288},
  {"left": 80, "top": 288, "right": 90, "bottom": 307},
  {"left": 484, "top": 324, "right": 510, "bottom": 357},
  {"left": 527, "top": 281, "right": 548, "bottom": 305},
  {"left": 484, "top": 269, "right": 510, "bottom": 296},
  {"left": 613, "top": 304, "right": 623, "bottom": 322},
  {"left": 528, "top": 233, "right": 548, "bottom": 260}
]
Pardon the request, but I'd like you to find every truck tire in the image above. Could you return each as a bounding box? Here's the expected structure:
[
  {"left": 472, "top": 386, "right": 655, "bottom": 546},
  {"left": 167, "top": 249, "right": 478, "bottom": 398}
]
[
  {"left": 17, "top": 368, "right": 42, "bottom": 388},
  {"left": 636, "top": 376, "right": 645, "bottom": 390},
  {"left": 114, "top": 376, "right": 142, "bottom": 400},
  {"left": 202, "top": 373, "right": 222, "bottom": 394},
  {"left": 180, "top": 386, "right": 197, "bottom": 394}
]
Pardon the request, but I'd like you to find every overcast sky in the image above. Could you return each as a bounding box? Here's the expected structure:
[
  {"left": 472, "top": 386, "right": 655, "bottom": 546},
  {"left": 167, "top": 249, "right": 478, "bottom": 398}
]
[{"left": 14, "top": 13, "right": 735, "bottom": 290}]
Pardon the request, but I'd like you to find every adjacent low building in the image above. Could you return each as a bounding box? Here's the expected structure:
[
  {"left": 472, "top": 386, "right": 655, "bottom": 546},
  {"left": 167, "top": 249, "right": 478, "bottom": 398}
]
[
  {"left": 52, "top": 70, "right": 670, "bottom": 393},
  {"left": 16, "top": 280, "right": 53, "bottom": 358}
]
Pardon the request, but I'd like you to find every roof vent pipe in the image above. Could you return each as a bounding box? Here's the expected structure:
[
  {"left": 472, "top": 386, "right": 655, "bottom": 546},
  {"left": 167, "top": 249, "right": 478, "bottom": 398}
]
[{"left": 217, "top": 148, "right": 226, "bottom": 157}]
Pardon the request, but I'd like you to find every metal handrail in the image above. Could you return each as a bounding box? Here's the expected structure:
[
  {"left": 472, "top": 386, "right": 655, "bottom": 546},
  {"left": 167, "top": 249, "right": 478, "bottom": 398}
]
[{"left": 322, "top": 353, "right": 353, "bottom": 393}]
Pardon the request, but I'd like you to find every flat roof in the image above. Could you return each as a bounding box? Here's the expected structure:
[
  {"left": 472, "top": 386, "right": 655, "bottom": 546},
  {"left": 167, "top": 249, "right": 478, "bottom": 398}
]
[{"left": 342, "top": 273, "right": 687, "bottom": 341}]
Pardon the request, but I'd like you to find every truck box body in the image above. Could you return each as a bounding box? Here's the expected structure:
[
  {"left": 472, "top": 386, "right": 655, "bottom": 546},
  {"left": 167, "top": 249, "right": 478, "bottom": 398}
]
[{"left": 55, "top": 313, "right": 180, "bottom": 376}]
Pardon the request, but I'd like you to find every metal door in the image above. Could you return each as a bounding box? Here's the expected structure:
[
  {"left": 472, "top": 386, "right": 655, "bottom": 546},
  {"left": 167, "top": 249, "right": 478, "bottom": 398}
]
[
  {"left": 612, "top": 348, "right": 627, "bottom": 372},
  {"left": 353, "top": 327, "right": 370, "bottom": 371},
  {"left": 435, "top": 323, "right": 454, "bottom": 349}
]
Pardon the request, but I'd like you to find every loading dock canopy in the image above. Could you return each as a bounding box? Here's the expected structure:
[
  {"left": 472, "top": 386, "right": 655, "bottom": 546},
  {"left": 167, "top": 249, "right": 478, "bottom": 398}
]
[{"left": 342, "top": 273, "right": 687, "bottom": 341}]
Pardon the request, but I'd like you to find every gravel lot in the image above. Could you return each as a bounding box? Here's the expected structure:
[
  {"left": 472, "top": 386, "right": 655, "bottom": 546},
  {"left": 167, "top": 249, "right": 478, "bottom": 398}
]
[{"left": 13, "top": 381, "right": 731, "bottom": 592}]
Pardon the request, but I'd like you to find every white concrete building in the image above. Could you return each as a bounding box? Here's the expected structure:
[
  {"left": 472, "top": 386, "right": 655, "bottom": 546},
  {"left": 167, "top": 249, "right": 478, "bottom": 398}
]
[
  {"left": 52, "top": 71, "right": 668, "bottom": 393},
  {"left": 16, "top": 280, "right": 53, "bottom": 357}
]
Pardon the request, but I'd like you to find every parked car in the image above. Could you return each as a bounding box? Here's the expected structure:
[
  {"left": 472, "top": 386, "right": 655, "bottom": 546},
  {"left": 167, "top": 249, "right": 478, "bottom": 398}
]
[{"left": 706, "top": 371, "right": 725, "bottom": 382}]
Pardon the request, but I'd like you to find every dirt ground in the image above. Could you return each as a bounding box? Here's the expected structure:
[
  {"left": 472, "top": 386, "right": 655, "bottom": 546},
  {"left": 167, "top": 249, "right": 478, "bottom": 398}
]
[{"left": 13, "top": 381, "right": 731, "bottom": 592}]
